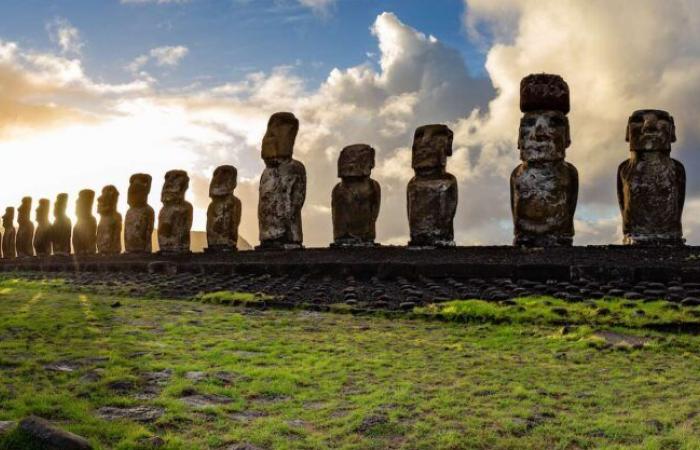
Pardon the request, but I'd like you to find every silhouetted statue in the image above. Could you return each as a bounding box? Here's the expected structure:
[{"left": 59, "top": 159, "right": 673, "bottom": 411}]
[
  {"left": 125, "top": 174, "right": 154, "bottom": 254},
  {"left": 97, "top": 185, "right": 122, "bottom": 255},
  {"left": 158, "top": 170, "right": 192, "bottom": 254},
  {"left": 2, "top": 208, "right": 15, "bottom": 259},
  {"left": 33, "top": 199, "right": 52, "bottom": 256},
  {"left": 258, "top": 112, "right": 306, "bottom": 249},
  {"left": 407, "top": 124, "right": 458, "bottom": 247},
  {"left": 16, "top": 197, "right": 34, "bottom": 257},
  {"left": 51, "top": 193, "right": 72, "bottom": 256},
  {"left": 617, "top": 109, "right": 685, "bottom": 245},
  {"left": 331, "top": 144, "right": 381, "bottom": 247},
  {"left": 73, "top": 189, "right": 97, "bottom": 255},
  {"left": 510, "top": 73, "right": 578, "bottom": 247},
  {"left": 206, "top": 165, "right": 241, "bottom": 252}
]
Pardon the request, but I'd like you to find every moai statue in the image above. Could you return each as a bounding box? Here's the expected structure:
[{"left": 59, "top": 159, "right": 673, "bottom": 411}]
[
  {"left": 125, "top": 174, "right": 154, "bottom": 254},
  {"left": 96, "top": 185, "right": 122, "bottom": 255},
  {"left": 206, "top": 165, "right": 242, "bottom": 252},
  {"left": 407, "top": 124, "right": 458, "bottom": 247},
  {"left": 16, "top": 197, "right": 34, "bottom": 257},
  {"left": 51, "top": 193, "right": 72, "bottom": 256},
  {"left": 2, "top": 208, "right": 15, "bottom": 259},
  {"left": 33, "top": 199, "right": 52, "bottom": 256},
  {"left": 73, "top": 189, "right": 97, "bottom": 255},
  {"left": 331, "top": 144, "right": 381, "bottom": 247},
  {"left": 510, "top": 73, "right": 578, "bottom": 247},
  {"left": 617, "top": 109, "right": 685, "bottom": 245},
  {"left": 158, "top": 170, "right": 193, "bottom": 254},
  {"left": 257, "top": 112, "right": 306, "bottom": 249}
]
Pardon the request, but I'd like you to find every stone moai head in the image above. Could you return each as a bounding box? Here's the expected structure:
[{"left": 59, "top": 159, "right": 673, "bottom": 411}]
[
  {"left": 626, "top": 109, "right": 676, "bottom": 154},
  {"left": 76, "top": 190, "right": 95, "bottom": 219},
  {"left": 54, "top": 194, "right": 68, "bottom": 219},
  {"left": 2, "top": 208, "right": 14, "bottom": 228},
  {"left": 261, "top": 112, "right": 299, "bottom": 165},
  {"left": 128, "top": 174, "right": 152, "bottom": 208},
  {"left": 161, "top": 170, "right": 189, "bottom": 204},
  {"left": 411, "top": 124, "right": 453, "bottom": 175},
  {"left": 338, "top": 144, "right": 375, "bottom": 179},
  {"left": 210, "top": 165, "right": 237, "bottom": 198},
  {"left": 18, "top": 197, "right": 31, "bottom": 222},
  {"left": 36, "top": 199, "right": 50, "bottom": 224},
  {"left": 97, "top": 185, "right": 119, "bottom": 216},
  {"left": 518, "top": 73, "right": 571, "bottom": 162}
]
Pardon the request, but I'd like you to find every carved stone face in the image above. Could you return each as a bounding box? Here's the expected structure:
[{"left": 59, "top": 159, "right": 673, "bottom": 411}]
[
  {"left": 411, "top": 125, "right": 453, "bottom": 172},
  {"left": 54, "top": 194, "right": 68, "bottom": 218},
  {"left": 128, "top": 174, "right": 152, "bottom": 207},
  {"left": 626, "top": 109, "right": 676, "bottom": 153},
  {"left": 261, "top": 112, "right": 299, "bottom": 163},
  {"left": 98, "top": 185, "right": 119, "bottom": 215},
  {"left": 36, "top": 199, "right": 50, "bottom": 223},
  {"left": 161, "top": 170, "right": 189, "bottom": 204},
  {"left": 338, "top": 144, "right": 375, "bottom": 178},
  {"left": 210, "top": 165, "right": 237, "bottom": 197},
  {"left": 18, "top": 197, "right": 31, "bottom": 221},
  {"left": 76, "top": 190, "right": 95, "bottom": 219},
  {"left": 518, "top": 111, "right": 570, "bottom": 162},
  {"left": 2, "top": 208, "right": 13, "bottom": 228}
]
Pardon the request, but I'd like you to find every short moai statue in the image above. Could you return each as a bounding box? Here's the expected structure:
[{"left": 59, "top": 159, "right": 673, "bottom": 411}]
[
  {"left": 407, "top": 124, "right": 458, "bottom": 247},
  {"left": 158, "top": 170, "right": 193, "bottom": 254},
  {"left": 617, "top": 110, "right": 685, "bottom": 245},
  {"left": 2, "top": 208, "right": 15, "bottom": 259},
  {"left": 331, "top": 144, "right": 381, "bottom": 247},
  {"left": 125, "top": 174, "right": 154, "bottom": 254},
  {"left": 33, "top": 199, "right": 52, "bottom": 256},
  {"left": 16, "top": 197, "right": 34, "bottom": 257},
  {"left": 510, "top": 73, "right": 578, "bottom": 247},
  {"left": 51, "top": 193, "right": 72, "bottom": 256},
  {"left": 96, "top": 185, "right": 122, "bottom": 255},
  {"left": 73, "top": 189, "right": 97, "bottom": 255},
  {"left": 257, "top": 112, "right": 306, "bottom": 249},
  {"left": 206, "top": 165, "right": 242, "bottom": 252}
]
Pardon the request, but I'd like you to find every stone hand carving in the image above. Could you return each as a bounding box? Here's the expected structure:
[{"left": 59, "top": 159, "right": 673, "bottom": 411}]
[
  {"left": 158, "top": 170, "right": 193, "bottom": 254},
  {"left": 97, "top": 185, "right": 122, "bottom": 255},
  {"left": 16, "top": 197, "right": 34, "bottom": 257},
  {"left": 125, "top": 174, "right": 154, "bottom": 254},
  {"left": 206, "top": 165, "right": 242, "bottom": 252},
  {"left": 51, "top": 193, "right": 72, "bottom": 256},
  {"left": 33, "top": 199, "right": 52, "bottom": 256},
  {"left": 73, "top": 189, "right": 97, "bottom": 255}
]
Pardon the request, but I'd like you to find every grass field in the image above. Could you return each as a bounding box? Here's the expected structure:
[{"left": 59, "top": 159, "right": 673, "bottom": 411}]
[{"left": 2, "top": 277, "right": 700, "bottom": 449}]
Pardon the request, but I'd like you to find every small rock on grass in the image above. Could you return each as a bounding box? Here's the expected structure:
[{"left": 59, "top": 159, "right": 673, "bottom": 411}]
[
  {"left": 0, "top": 421, "right": 16, "bottom": 436},
  {"left": 17, "top": 416, "right": 92, "bottom": 450},
  {"left": 97, "top": 406, "right": 164, "bottom": 423}
]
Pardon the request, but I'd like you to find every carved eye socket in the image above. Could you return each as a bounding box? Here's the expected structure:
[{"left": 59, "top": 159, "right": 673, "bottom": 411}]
[
  {"left": 550, "top": 117, "right": 565, "bottom": 127},
  {"left": 521, "top": 117, "right": 536, "bottom": 127},
  {"left": 629, "top": 116, "right": 644, "bottom": 124}
]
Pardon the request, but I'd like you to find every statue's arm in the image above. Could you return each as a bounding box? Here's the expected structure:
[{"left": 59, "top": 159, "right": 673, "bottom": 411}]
[
  {"left": 291, "top": 163, "right": 307, "bottom": 215},
  {"left": 448, "top": 175, "right": 458, "bottom": 219},
  {"left": 675, "top": 159, "right": 686, "bottom": 217},
  {"left": 567, "top": 163, "right": 579, "bottom": 227},
  {"left": 616, "top": 161, "right": 626, "bottom": 214}
]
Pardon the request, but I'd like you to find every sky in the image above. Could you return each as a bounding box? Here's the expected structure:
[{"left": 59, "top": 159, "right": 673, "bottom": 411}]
[{"left": 1, "top": 0, "right": 700, "bottom": 246}]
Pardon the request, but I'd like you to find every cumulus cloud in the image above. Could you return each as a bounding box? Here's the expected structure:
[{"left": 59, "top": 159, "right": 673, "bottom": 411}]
[
  {"left": 46, "top": 18, "right": 84, "bottom": 55},
  {"left": 127, "top": 45, "right": 189, "bottom": 74}
]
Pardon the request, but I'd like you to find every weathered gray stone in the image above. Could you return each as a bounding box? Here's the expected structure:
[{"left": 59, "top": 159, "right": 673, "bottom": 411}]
[
  {"left": 158, "top": 170, "right": 192, "bottom": 254},
  {"left": 96, "top": 185, "right": 122, "bottom": 255},
  {"left": 617, "top": 109, "right": 685, "bottom": 246},
  {"left": 511, "top": 73, "right": 578, "bottom": 247},
  {"left": 73, "top": 190, "right": 97, "bottom": 255},
  {"left": 97, "top": 406, "right": 164, "bottom": 423},
  {"left": 2, "top": 207, "right": 15, "bottom": 259},
  {"left": 258, "top": 112, "right": 306, "bottom": 250},
  {"left": 331, "top": 144, "right": 380, "bottom": 247},
  {"left": 206, "top": 165, "right": 241, "bottom": 252},
  {"left": 51, "top": 193, "right": 72, "bottom": 256},
  {"left": 125, "top": 174, "right": 154, "bottom": 254},
  {"left": 407, "top": 124, "right": 457, "bottom": 247},
  {"left": 18, "top": 416, "right": 92, "bottom": 450},
  {"left": 33, "top": 198, "right": 52, "bottom": 256},
  {"left": 16, "top": 197, "right": 34, "bottom": 257}
]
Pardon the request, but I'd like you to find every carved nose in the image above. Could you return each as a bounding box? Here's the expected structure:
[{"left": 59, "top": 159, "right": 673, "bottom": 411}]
[{"left": 642, "top": 116, "right": 658, "bottom": 133}]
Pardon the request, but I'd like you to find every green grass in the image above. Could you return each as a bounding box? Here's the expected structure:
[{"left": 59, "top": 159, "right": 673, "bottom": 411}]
[{"left": 1, "top": 279, "right": 700, "bottom": 449}]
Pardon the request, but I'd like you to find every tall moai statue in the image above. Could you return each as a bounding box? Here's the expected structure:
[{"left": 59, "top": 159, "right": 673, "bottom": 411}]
[
  {"left": 1, "top": 208, "right": 15, "bottom": 259},
  {"left": 617, "top": 110, "right": 685, "bottom": 245},
  {"left": 125, "top": 174, "right": 154, "bottom": 254},
  {"left": 158, "top": 170, "right": 193, "bottom": 254},
  {"left": 73, "top": 189, "right": 97, "bottom": 255},
  {"left": 16, "top": 197, "right": 34, "bottom": 257},
  {"left": 33, "top": 199, "right": 52, "bottom": 256},
  {"left": 407, "top": 124, "right": 458, "bottom": 247},
  {"left": 257, "top": 112, "right": 306, "bottom": 250},
  {"left": 96, "top": 185, "right": 122, "bottom": 255},
  {"left": 51, "top": 193, "right": 72, "bottom": 256},
  {"left": 510, "top": 73, "right": 578, "bottom": 247},
  {"left": 206, "top": 165, "right": 242, "bottom": 252},
  {"left": 331, "top": 144, "right": 381, "bottom": 247}
]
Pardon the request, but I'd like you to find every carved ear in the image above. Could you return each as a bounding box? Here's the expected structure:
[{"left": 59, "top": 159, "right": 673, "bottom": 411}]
[
  {"left": 670, "top": 116, "right": 677, "bottom": 143},
  {"left": 625, "top": 123, "right": 630, "bottom": 143},
  {"left": 564, "top": 117, "right": 571, "bottom": 148},
  {"left": 445, "top": 128, "right": 454, "bottom": 157}
]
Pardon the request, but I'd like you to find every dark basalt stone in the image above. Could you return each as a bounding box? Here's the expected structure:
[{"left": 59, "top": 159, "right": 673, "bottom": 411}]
[
  {"left": 51, "top": 193, "right": 72, "bottom": 256},
  {"left": 34, "top": 198, "right": 52, "bottom": 256},
  {"left": 16, "top": 197, "right": 34, "bottom": 257},
  {"left": 158, "top": 170, "right": 193, "bottom": 255},
  {"left": 2, "top": 207, "right": 16, "bottom": 259},
  {"left": 73, "top": 190, "right": 97, "bottom": 256},
  {"left": 97, "top": 185, "right": 122, "bottom": 255},
  {"left": 125, "top": 174, "right": 154, "bottom": 254},
  {"left": 206, "top": 165, "right": 242, "bottom": 252}
]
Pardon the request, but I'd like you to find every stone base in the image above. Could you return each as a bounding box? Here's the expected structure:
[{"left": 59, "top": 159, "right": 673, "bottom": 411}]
[
  {"left": 623, "top": 233, "right": 685, "bottom": 247},
  {"left": 330, "top": 239, "right": 378, "bottom": 248},
  {"left": 256, "top": 241, "right": 304, "bottom": 251},
  {"left": 156, "top": 249, "right": 192, "bottom": 256},
  {"left": 408, "top": 239, "right": 455, "bottom": 248},
  {"left": 204, "top": 245, "right": 238, "bottom": 253},
  {"left": 514, "top": 234, "right": 573, "bottom": 248}
]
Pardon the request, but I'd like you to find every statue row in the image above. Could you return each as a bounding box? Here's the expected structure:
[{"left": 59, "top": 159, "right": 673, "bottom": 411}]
[{"left": 0, "top": 73, "right": 686, "bottom": 258}]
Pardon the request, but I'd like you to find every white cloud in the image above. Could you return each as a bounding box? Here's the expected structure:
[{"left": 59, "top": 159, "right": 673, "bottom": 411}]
[
  {"left": 298, "top": 0, "right": 336, "bottom": 17},
  {"left": 46, "top": 18, "right": 84, "bottom": 55},
  {"left": 127, "top": 45, "right": 189, "bottom": 74}
]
